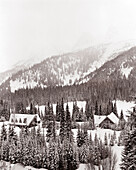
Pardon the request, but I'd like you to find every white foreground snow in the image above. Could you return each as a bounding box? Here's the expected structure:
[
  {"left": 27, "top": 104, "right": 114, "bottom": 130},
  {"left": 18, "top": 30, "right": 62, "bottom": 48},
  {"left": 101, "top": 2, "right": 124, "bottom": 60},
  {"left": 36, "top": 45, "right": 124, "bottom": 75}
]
[
  {"left": 0, "top": 161, "right": 48, "bottom": 170},
  {"left": 112, "top": 145, "right": 124, "bottom": 170},
  {"left": 78, "top": 145, "right": 123, "bottom": 170}
]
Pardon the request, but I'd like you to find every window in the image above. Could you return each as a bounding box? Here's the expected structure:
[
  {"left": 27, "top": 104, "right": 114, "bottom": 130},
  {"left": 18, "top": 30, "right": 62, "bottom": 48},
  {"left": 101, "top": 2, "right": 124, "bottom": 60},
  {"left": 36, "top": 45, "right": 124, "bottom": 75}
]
[
  {"left": 11, "top": 119, "right": 14, "bottom": 122},
  {"left": 23, "top": 118, "right": 27, "bottom": 123},
  {"left": 19, "top": 118, "right": 22, "bottom": 123},
  {"left": 15, "top": 119, "right": 18, "bottom": 123}
]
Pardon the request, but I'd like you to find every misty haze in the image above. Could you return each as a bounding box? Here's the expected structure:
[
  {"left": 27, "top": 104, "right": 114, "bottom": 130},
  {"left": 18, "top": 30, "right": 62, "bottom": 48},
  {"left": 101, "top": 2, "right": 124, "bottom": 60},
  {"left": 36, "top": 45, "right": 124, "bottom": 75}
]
[{"left": 0, "top": 0, "right": 136, "bottom": 170}]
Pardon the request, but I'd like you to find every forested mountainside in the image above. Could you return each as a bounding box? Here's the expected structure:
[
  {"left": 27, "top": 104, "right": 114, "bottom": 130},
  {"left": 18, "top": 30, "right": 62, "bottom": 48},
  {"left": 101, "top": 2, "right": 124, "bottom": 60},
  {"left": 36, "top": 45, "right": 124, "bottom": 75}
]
[
  {"left": 0, "top": 65, "right": 26, "bottom": 86},
  {"left": 0, "top": 45, "right": 104, "bottom": 93},
  {"left": 79, "top": 46, "right": 136, "bottom": 83},
  {"left": 1, "top": 46, "right": 136, "bottom": 108},
  {"left": 7, "top": 75, "right": 135, "bottom": 112},
  {"left": 0, "top": 40, "right": 135, "bottom": 94},
  {"left": 0, "top": 56, "right": 46, "bottom": 85}
]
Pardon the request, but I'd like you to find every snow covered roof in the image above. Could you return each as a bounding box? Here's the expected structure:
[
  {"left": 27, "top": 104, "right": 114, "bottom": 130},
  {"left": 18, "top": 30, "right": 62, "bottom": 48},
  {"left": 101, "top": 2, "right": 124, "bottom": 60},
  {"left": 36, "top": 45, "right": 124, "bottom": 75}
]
[
  {"left": 107, "top": 112, "right": 119, "bottom": 124},
  {"left": 94, "top": 115, "right": 106, "bottom": 126},
  {"left": 94, "top": 112, "right": 119, "bottom": 126},
  {"left": 9, "top": 114, "right": 41, "bottom": 126}
]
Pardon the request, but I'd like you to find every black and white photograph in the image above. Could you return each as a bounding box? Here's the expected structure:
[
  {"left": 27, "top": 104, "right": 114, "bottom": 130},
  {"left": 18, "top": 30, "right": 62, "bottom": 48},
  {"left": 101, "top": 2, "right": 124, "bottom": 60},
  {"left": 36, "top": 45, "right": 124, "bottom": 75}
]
[{"left": 0, "top": 0, "right": 136, "bottom": 169}]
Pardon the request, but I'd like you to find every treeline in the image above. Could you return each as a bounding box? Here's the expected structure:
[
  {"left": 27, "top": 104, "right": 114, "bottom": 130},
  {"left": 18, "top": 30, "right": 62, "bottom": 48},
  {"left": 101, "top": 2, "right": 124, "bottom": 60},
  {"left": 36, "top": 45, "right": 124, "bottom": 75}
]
[
  {"left": 0, "top": 95, "right": 126, "bottom": 132},
  {"left": 16, "top": 98, "right": 126, "bottom": 129},
  {"left": 7, "top": 75, "right": 135, "bottom": 108}
]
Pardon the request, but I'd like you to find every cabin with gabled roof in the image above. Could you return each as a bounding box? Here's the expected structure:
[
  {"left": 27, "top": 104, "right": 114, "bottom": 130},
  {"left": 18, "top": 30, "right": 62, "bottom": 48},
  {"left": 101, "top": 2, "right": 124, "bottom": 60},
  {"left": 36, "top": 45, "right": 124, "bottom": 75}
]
[
  {"left": 94, "top": 112, "right": 119, "bottom": 129},
  {"left": 9, "top": 113, "right": 41, "bottom": 127}
]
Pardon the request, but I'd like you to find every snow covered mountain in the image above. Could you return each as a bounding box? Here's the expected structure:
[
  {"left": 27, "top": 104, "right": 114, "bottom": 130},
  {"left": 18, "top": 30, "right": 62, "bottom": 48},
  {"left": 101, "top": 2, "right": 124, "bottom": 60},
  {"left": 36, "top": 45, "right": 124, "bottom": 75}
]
[
  {"left": 1, "top": 40, "right": 136, "bottom": 93},
  {"left": 0, "top": 56, "right": 49, "bottom": 85},
  {"left": 9, "top": 46, "right": 105, "bottom": 92},
  {"left": 79, "top": 46, "right": 136, "bottom": 83}
]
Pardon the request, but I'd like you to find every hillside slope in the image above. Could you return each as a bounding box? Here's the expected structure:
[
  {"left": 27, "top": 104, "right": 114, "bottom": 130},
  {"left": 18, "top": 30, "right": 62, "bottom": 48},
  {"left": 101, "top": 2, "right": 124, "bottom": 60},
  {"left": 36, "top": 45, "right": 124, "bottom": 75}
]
[
  {"left": 79, "top": 46, "right": 136, "bottom": 83},
  {"left": 0, "top": 40, "right": 136, "bottom": 96}
]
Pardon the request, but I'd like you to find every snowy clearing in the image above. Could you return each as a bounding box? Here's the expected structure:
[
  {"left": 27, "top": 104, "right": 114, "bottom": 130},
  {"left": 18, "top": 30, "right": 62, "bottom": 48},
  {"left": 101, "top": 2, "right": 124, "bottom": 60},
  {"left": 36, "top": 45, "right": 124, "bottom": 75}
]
[
  {"left": 113, "top": 100, "right": 135, "bottom": 120},
  {"left": 33, "top": 101, "right": 86, "bottom": 116}
]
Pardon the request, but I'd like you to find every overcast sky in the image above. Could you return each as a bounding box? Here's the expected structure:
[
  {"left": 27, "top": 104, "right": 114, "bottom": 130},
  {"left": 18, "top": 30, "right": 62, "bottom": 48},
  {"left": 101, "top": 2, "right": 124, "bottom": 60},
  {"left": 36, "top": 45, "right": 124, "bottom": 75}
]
[{"left": 0, "top": 0, "right": 136, "bottom": 72}]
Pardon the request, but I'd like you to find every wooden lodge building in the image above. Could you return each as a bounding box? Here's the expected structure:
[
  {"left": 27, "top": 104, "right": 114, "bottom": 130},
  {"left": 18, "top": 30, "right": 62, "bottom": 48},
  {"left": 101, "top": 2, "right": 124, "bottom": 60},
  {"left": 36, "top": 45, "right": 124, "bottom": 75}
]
[
  {"left": 94, "top": 112, "right": 119, "bottom": 129},
  {"left": 9, "top": 113, "right": 41, "bottom": 128}
]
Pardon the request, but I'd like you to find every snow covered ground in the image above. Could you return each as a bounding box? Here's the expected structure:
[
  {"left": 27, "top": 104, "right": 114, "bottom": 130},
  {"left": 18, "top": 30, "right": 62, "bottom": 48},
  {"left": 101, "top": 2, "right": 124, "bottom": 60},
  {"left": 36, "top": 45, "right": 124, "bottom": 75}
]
[
  {"left": 77, "top": 146, "right": 124, "bottom": 170},
  {"left": 27, "top": 100, "right": 136, "bottom": 119},
  {"left": 112, "top": 145, "right": 124, "bottom": 170},
  {"left": 78, "top": 164, "right": 88, "bottom": 170},
  {"left": 33, "top": 101, "right": 86, "bottom": 117},
  {"left": 72, "top": 128, "right": 120, "bottom": 143},
  {"left": 113, "top": 100, "right": 135, "bottom": 120},
  {"left": 0, "top": 161, "right": 48, "bottom": 170}
]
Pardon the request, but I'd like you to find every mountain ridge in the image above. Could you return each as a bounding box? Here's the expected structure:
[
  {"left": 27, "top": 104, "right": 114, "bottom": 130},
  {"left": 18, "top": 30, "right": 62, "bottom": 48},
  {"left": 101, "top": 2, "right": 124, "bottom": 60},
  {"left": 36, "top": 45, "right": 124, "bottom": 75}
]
[
  {"left": 0, "top": 40, "right": 136, "bottom": 95},
  {"left": 79, "top": 46, "right": 136, "bottom": 83}
]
